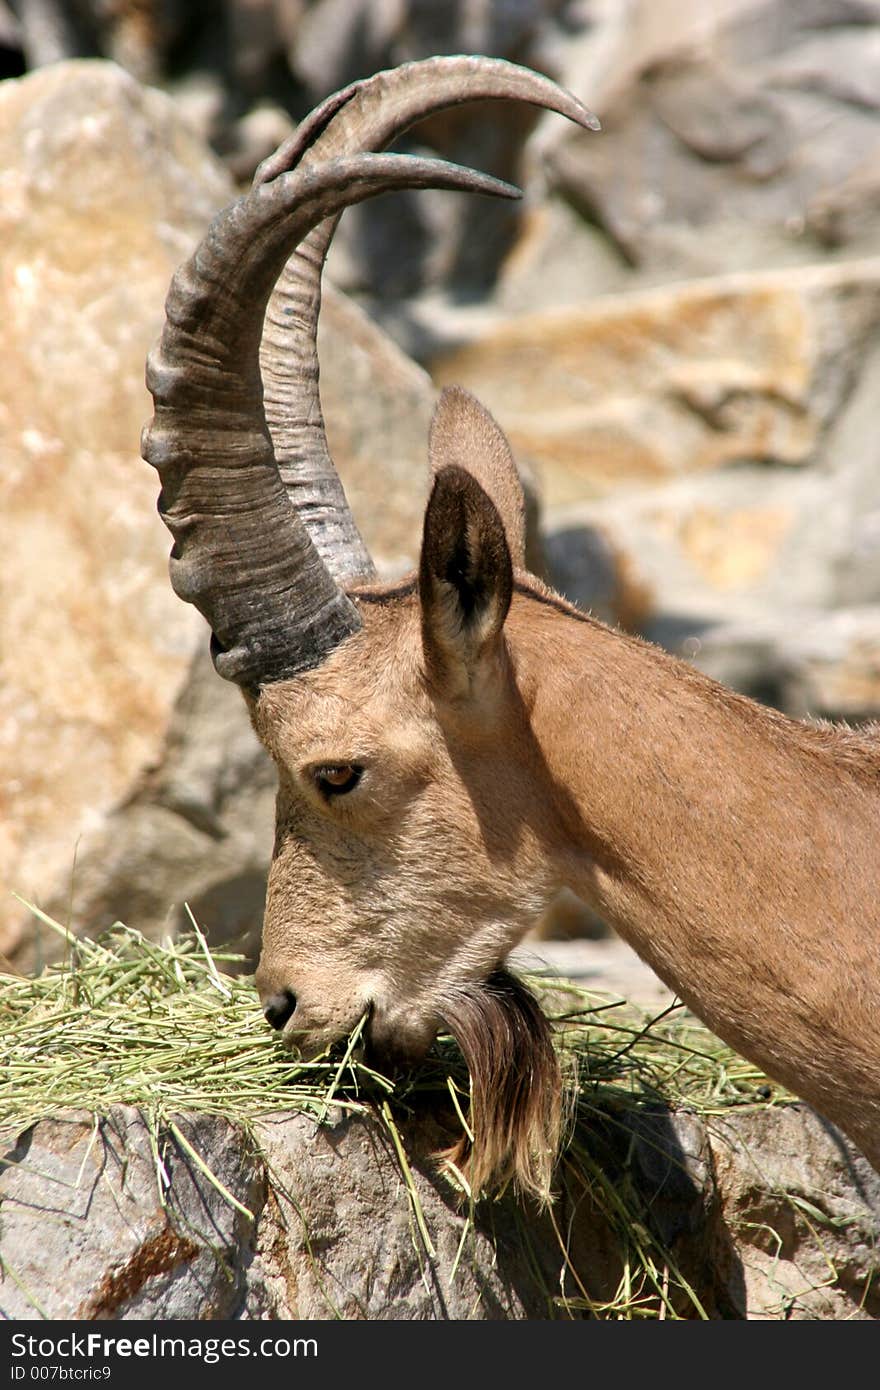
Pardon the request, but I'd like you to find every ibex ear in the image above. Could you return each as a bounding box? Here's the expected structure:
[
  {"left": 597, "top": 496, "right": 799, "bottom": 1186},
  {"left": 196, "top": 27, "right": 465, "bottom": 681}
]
[
  {"left": 419, "top": 465, "right": 513, "bottom": 701},
  {"left": 429, "top": 386, "right": 526, "bottom": 570}
]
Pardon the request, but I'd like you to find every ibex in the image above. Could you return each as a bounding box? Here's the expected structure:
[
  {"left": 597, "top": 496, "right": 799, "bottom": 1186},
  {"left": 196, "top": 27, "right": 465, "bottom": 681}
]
[{"left": 143, "top": 56, "right": 880, "bottom": 1201}]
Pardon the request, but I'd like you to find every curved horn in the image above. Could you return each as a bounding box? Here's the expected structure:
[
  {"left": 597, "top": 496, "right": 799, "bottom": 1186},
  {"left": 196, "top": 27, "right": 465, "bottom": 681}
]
[
  {"left": 143, "top": 153, "right": 521, "bottom": 692},
  {"left": 255, "top": 56, "right": 600, "bottom": 585}
]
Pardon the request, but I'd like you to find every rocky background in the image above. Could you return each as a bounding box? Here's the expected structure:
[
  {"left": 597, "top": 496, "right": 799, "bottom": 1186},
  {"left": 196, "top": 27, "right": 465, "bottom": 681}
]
[
  {"left": 2, "top": 0, "right": 880, "bottom": 975},
  {"left": 1, "top": 0, "right": 880, "bottom": 1324}
]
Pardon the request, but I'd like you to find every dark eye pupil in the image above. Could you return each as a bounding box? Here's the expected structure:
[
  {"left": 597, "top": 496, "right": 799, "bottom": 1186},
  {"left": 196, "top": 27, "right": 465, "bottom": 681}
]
[{"left": 316, "top": 765, "right": 361, "bottom": 795}]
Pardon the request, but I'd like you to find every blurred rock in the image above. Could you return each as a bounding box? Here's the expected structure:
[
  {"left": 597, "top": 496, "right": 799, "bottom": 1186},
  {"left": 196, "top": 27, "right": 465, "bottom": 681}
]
[
  {"left": 435, "top": 261, "right": 880, "bottom": 647},
  {"left": 221, "top": 100, "right": 295, "bottom": 184},
  {"left": 9, "top": 0, "right": 190, "bottom": 83},
  {"left": 315, "top": 0, "right": 589, "bottom": 303},
  {"left": 530, "top": 887, "right": 609, "bottom": 943},
  {"left": 0, "top": 2, "right": 18, "bottom": 51},
  {"left": 433, "top": 259, "right": 880, "bottom": 497},
  {"left": 511, "top": 934, "right": 677, "bottom": 1009},
  {"left": 13, "top": 642, "right": 276, "bottom": 975},
  {"left": 8, "top": 3, "right": 595, "bottom": 286},
  {"left": 494, "top": 195, "right": 629, "bottom": 317},
  {"left": 542, "top": 519, "right": 653, "bottom": 630},
  {"left": 545, "top": 0, "right": 880, "bottom": 278},
  {"left": 0, "top": 60, "right": 230, "bottom": 959},
  {"left": 319, "top": 287, "right": 439, "bottom": 574},
  {"left": 289, "top": 0, "right": 574, "bottom": 106},
  {"left": 687, "top": 606, "right": 880, "bottom": 722}
]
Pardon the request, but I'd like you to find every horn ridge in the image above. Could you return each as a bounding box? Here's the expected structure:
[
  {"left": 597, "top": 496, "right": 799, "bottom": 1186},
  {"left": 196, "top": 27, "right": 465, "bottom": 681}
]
[
  {"left": 254, "top": 56, "right": 600, "bottom": 187},
  {"left": 144, "top": 150, "right": 521, "bottom": 689},
  {"left": 254, "top": 55, "right": 598, "bottom": 585}
]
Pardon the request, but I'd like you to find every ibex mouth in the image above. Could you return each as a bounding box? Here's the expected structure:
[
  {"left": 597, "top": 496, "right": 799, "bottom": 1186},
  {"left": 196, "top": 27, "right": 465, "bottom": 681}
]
[
  {"left": 436, "top": 969, "right": 564, "bottom": 1205},
  {"left": 363, "top": 1004, "right": 436, "bottom": 1077}
]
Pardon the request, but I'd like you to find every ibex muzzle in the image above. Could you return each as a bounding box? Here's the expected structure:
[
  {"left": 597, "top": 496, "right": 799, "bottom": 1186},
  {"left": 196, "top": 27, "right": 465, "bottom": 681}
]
[{"left": 144, "top": 57, "right": 880, "bottom": 1198}]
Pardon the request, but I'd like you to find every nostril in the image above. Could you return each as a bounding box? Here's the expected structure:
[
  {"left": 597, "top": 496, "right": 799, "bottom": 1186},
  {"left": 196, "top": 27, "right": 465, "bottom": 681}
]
[{"left": 262, "top": 990, "right": 297, "bottom": 1030}]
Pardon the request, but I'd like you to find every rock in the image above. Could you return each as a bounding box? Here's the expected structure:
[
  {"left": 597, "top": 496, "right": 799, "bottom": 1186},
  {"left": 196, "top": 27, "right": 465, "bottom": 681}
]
[
  {"left": 221, "top": 101, "right": 295, "bottom": 184},
  {"left": 0, "top": 2, "right": 18, "bottom": 53},
  {"left": 322, "top": 286, "right": 548, "bottom": 575},
  {"left": 543, "top": 0, "right": 880, "bottom": 277},
  {"left": 319, "top": 286, "right": 440, "bottom": 576},
  {"left": 316, "top": 0, "right": 586, "bottom": 304},
  {"left": 493, "top": 195, "right": 631, "bottom": 318},
  {"left": 0, "top": 1104, "right": 616, "bottom": 1322},
  {"left": 774, "top": 608, "right": 880, "bottom": 720},
  {"left": 2, "top": 1100, "right": 875, "bottom": 1319},
  {"left": 511, "top": 933, "right": 677, "bottom": 1009},
  {"left": 433, "top": 259, "right": 880, "bottom": 498},
  {"left": 244, "top": 1110, "right": 578, "bottom": 1319},
  {"left": 0, "top": 1108, "right": 263, "bottom": 1319},
  {"left": 684, "top": 606, "right": 880, "bottom": 721},
  {"left": 13, "top": 643, "right": 276, "bottom": 975},
  {"left": 10, "top": 0, "right": 218, "bottom": 86},
  {"left": 541, "top": 517, "right": 653, "bottom": 631},
  {"left": 530, "top": 887, "right": 611, "bottom": 943},
  {"left": 0, "top": 61, "right": 231, "bottom": 960},
  {"left": 711, "top": 1105, "right": 880, "bottom": 1319},
  {"left": 434, "top": 260, "right": 880, "bottom": 638}
]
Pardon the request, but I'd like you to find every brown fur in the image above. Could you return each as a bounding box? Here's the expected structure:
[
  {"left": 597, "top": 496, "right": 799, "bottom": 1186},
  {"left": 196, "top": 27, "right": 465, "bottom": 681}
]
[
  {"left": 251, "top": 389, "right": 880, "bottom": 1199},
  {"left": 437, "top": 969, "right": 563, "bottom": 1203},
  {"left": 429, "top": 386, "right": 527, "bottom": 567}
]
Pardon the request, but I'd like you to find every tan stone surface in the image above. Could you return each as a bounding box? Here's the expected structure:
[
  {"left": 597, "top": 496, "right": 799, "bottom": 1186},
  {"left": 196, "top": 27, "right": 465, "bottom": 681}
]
[
  {"left": 431, "top": 261, "right": 880, "bottom": 507},
  {"left": 775, "top": 608, "right": 880, "bottom": 721},
  {"left": 0, "top": 62, "right": 236, "bottom": 951},
  {"left": 512, "top": 933, "right": 677, "bottom": 1012}
]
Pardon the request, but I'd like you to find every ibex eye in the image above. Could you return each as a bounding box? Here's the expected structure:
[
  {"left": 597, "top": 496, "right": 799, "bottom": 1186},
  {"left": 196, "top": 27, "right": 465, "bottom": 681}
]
[{"left": 314, "top": 764, "right": 362, "bottom": 798}]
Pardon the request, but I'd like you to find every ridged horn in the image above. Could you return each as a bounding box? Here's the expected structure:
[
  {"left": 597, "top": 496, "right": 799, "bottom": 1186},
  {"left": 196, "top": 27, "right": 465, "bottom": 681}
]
[
  {"left": 254, "top": 56, "right": 600, "bottom": 586},
  {"left": 143, "top": 152, "right": 521, "bottom": 692}
]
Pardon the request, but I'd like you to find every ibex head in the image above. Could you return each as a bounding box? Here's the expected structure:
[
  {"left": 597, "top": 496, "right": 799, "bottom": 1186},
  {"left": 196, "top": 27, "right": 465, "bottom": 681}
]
[{"left": 143, "top": 57, "right": 599, "bottom": 1199}]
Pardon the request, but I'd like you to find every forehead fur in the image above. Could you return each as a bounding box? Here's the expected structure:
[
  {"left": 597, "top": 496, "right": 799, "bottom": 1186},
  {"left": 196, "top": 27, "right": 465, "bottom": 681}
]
[{"left": 250, "top": 586, "right": 428, "bottom": 756}]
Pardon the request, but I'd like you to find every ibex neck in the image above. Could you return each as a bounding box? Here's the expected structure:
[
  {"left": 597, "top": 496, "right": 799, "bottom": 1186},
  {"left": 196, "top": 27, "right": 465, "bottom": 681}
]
[{"left": 508, "top": 584, "right": 880, "bottom": 1158}]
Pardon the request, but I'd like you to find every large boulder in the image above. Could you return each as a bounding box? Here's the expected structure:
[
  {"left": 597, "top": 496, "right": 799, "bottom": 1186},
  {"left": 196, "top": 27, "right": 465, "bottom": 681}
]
[
  {"left": 1, "top": 1101, "right": 876, "bottom": 1319},
  {"left": 0, "top": 1109, "right": 263, "bottom": 1319},
  {"left": 0, "top": 61, "right": 226, "bottom": 960}
]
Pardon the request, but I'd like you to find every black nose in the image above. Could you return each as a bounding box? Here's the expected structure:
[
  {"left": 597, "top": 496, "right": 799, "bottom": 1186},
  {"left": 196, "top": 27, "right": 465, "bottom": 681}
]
[{"left": 263, "top": 990, "right": 297, "bottom": 1030}]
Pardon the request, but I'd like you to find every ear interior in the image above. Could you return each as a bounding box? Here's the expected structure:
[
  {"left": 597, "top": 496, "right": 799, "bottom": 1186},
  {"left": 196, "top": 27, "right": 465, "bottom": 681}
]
[
  {"left": 429, "top": 385, "right": 527, "bottom": 570},
  {"left": 419, "top": 465, "right": 513, "bottom": 699}
]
